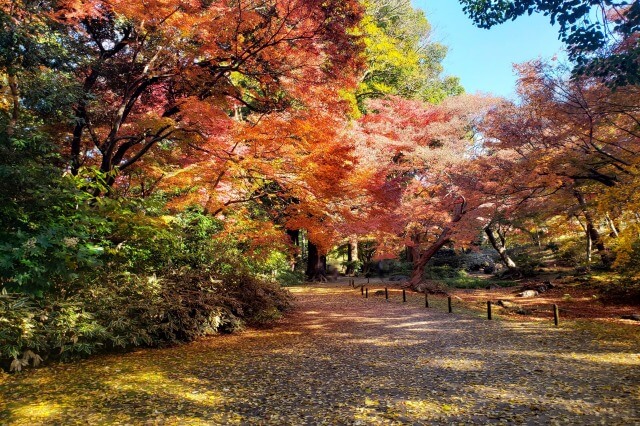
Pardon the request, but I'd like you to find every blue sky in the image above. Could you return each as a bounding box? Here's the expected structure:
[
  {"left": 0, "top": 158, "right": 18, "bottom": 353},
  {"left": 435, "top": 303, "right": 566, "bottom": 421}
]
[{"left": 412, "top": 0, "right": 567, "bottom": 98}]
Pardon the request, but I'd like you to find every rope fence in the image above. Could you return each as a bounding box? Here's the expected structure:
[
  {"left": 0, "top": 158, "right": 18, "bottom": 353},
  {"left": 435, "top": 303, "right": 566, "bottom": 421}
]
[{"left": 354, "top": 285, "right": 561, "bottom": 327}]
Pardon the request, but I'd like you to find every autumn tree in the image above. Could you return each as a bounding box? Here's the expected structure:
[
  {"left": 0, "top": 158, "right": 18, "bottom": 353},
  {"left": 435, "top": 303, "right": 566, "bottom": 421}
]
[
  {"left": 476, "top": 60, "right": 640, "bottom": 269},
  {"left": 1, "top": 0, "right": 362, "bottom": 190},
  {"left": 351, "top": 95, "right": 495, "bottom": 290}
]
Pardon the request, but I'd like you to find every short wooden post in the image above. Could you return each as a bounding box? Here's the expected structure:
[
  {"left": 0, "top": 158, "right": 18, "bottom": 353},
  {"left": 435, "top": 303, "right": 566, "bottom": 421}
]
[
  {"left": 365, "top": 287, "right": 369, "bottom": 298},
  {"left": 367, "top": 277, "right": 370, "bottom": 284},
  {"left": 361, "top": 286, "right": 364, "bottom": 295},
  {"left": 425, "top": 293, "right": 429, "bottom": 308},
  {"left": 553, "top": 304, "right": 559, "bottom": 327},
  {"left": 487, "top": 301, "right": 492, "bottom": 320},
  {"left": 385, "top": 287, "right": 389, "bottom": 301},
  {"left": 448, "top": 296, "right": 452, "bottom": 313},
  {"left": 402, "top": 289, "right": 407, "bottom": 303}
]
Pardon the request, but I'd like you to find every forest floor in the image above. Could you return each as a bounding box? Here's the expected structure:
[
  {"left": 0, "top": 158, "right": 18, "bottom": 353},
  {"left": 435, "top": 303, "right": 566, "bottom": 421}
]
[{"left": 1, "top": 280, "right": 639, "bottom": 425}]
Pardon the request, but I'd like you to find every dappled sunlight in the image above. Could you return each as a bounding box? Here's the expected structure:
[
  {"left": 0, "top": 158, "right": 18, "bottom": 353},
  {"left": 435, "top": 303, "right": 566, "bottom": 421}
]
[
  {"left": 468, "top": 383, "right": 618, "bottom": 419},
  {"left": 418, "top": 356, "right": 485, "bottom": 372},
  {"left": 459, "top": 347, "right": 640, "bottom": 367},
  {"left": 104, "top": 370, "right": 224, "bottom": 404},
  {"left": 552, "top": 351, "right": 640, "bottom": 367},
  {"left": 401, "top": 399, "right": 463, "bottom": 416},
  {"left": 12, "top": 402, "right": 63, "bottom": 421},
  {"left": 2, "top": 283, "right": 638, "bottom": 424}
]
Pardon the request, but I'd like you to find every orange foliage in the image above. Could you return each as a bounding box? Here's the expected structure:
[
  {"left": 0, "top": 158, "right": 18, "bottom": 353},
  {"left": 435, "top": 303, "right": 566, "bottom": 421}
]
[{"left": 349, "top": 95, "right": 496, "bottom": 264}]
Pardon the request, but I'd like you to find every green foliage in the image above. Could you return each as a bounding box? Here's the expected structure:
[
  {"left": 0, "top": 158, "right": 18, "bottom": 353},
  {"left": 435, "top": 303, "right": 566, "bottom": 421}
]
[
  {"left": 613, "top": 239, "right": 640, "bottom": 299},
  {"left": 357, "top": 0, "right": 464, "bottom": 110},
  {"left": 276, "top": 269, "right": 306, "bottom": 287},
  {"left": 424, "top": 265, "right": 516, "bottom": 288},
  {"left": 0, "top": 122, "right": 112, "bottom": 296},
  {"left": 387, "top": 260, "right": 413, "bottom": 276},
  {"left": 0, "top": 264, "right": 292, "bottom": 371},
  {"left": 424, "top": 265, "right": 462, "bottom": 280},
  {"left": 555, "top": 237, "right": 588, "bottom": 265},
  {"left": 0, "top": 155, "right": 293, "bottom": 371}
]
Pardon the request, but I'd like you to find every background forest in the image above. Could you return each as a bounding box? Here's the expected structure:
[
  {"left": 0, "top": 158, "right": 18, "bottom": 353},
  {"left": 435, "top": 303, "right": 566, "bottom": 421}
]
[{"left": 1, "top": 0, "right": 638, "bottom": 372}]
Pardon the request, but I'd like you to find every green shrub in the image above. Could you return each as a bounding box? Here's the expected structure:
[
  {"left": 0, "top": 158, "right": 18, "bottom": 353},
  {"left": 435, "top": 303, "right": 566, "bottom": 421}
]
[
  {"left": 0, "top": 268, "right": 292, "bottom": 372},
  {"left": 422, "top": 266, "right": 517, "bottom": 289},
  {"left": 276, "top": 269, "right": 306, "bottom": 287},
  {"left": 0, "top": 136, "right": 296, "bottom": 371},
  {"left": 387, "top": 260, "right": 413, "bottom": 276},
  {"left": 424, "top": 265, "right": 461, "bottom": 280}
]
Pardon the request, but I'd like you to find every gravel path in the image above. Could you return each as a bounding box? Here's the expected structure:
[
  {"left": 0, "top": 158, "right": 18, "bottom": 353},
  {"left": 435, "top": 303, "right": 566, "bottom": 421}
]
[{"left": 1, "top": 282, "right": 639, "bottom": 425}]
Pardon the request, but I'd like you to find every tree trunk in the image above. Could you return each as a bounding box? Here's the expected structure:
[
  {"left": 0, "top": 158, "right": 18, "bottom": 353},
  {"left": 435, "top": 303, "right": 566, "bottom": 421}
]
[
  {"left": 407, "top": 227, "right": 453, "bottom": 290},
  {"left": 287, "top": 229, "right": 300, "bottom": 271},
  {"left": 605, "top": 212, "right": 619, "bottom": 238},
  {"left": 574, "top": 190, "right": 613, "bottom": 268},
  {"left": 586, "top": 227, "right": 592, "bottom": 264},
  {"left": 345, "top": 237, "right": 358, "bottom": 275},
  {"left": 574, "top": 215, "right": 592, "bottom": 264},
  {"left": 485, "top": 226, "right": 518, "bottom": 272},
  {"left": 287, "top": 229, "right": 300, "bottom": 245},
  {"left": 71, "top": 69, "right": 100, "bottom": 176},
  {"left": 407, "top": 196, "right": 466, "bottom": 291},
  {"left": 305, "top": 241, "right": 327, "bottom": 281},
  {"left": 405, "top": 246, "right": 414, "bottom": 263}
]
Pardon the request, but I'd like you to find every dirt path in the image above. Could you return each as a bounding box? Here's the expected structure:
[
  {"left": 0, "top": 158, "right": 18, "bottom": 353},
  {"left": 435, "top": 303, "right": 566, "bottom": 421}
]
[{"left": 1, "top": 282, "right": 639, "bottom": 425}]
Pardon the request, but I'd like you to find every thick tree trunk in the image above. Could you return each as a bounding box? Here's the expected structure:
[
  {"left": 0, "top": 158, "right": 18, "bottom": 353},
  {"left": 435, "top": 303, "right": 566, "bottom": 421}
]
[
  {"left": 305, "top": 241, "right": 327, "bottom": 281},
  {"left": 574, "top": 190, "right": 614, "bottom": 268},
  {"left": 407, "top": 227, "right": 453, "bottom": 290},
  {"left": 405, "top": 246, "right": 414, "bottom": 263},
  {"left": 485, "top": 226, "right": 518, "bottom": 272},
  {"left": 345, "top": 237, "right": 358, "bottom": 275},
  {"left": 407, "top": 196, "right": 466, "bottom": 291}
]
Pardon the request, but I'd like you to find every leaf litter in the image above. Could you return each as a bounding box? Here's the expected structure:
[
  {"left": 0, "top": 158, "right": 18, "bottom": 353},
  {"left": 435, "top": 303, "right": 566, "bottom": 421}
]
[{"left": 1, "top": 281, "right": 638, "bottom": 425}]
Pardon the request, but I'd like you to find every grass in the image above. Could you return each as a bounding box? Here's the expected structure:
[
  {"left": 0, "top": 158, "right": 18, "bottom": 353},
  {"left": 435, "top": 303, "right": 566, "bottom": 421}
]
[
  {"left": 423, "top": 265, "right": 518, "bottom": 289},
  {"left": 441, "top": 275, "right": 518, "bottom": 289}
]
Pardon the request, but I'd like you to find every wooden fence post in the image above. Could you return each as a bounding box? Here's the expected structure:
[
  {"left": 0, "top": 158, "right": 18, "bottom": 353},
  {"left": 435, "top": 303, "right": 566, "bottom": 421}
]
[
  {"left": 448, "top": 296, "right": 452, "bottom": 313},
  {"left": 553, "top": 304, "right": 559, "bottom": 327},
  {"left": 487, "top": 301, "right": 492, "bottom": 320},
  {"left": 385, "top": 287, "right": 389, "bottom": 301},
  {"left": 425, "top": 293, "right": 429, "bottom": 308},
  {"left": 402, "top": 289, "right": 406, "bottom": 303}
]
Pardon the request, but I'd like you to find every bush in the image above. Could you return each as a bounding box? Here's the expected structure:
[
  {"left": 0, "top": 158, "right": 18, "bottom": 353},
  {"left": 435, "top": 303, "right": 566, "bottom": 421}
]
[
  {"left": 0, "top": 199, "right": 294, "bottom": 372},
  {"left": 276, "top": 269, "right": 306, "bottom": 287},
  {"left": 424, "top": 265, "right": 460, "bottom": 280},
  {"left": 422, "top": 265, "right": 517, "bottom": 289},
  {"left": 0, "top": 268, "right": 292, "bottom": 371},
  {"left": 387, "top": 260, "right": 413, "bottom": 276},
  {"left": 556, "top": 238, "right": 587, "bottom": 266}
]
